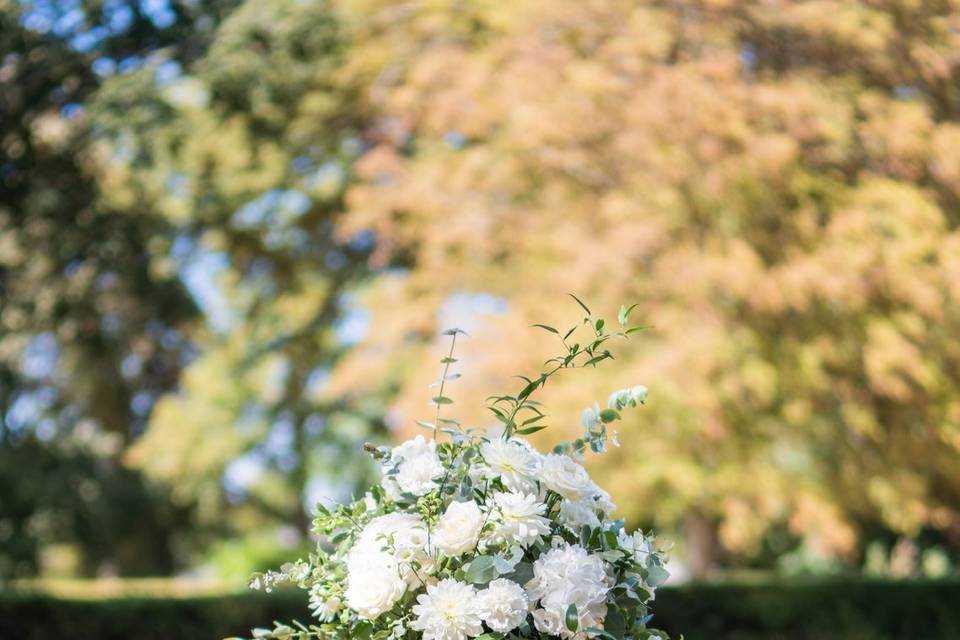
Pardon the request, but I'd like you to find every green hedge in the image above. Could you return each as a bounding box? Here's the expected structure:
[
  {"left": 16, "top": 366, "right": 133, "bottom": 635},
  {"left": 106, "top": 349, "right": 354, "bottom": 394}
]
[
  {"left": 652, "top": 578, "right": 960, "bottom": 639},
  {"left": 3, "top": 578, "right": 959, "bottom": 640}
]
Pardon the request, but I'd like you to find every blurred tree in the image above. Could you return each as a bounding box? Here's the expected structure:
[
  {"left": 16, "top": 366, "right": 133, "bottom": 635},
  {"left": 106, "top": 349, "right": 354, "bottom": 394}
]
[
  {"left": 327, "top": 0, "right": 960, "bottom": 575},
  {"left": 87, "top": 0, "right": 388, "bottom": 573},
  {"left": 0, "top": 0, "right": 237, "bottom": 577}
]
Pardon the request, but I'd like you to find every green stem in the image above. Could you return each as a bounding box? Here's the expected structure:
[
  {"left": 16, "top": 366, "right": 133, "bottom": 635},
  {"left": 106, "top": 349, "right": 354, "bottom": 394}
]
[{"left": 433, "top": 333, "right": 459, "bottom": 441}]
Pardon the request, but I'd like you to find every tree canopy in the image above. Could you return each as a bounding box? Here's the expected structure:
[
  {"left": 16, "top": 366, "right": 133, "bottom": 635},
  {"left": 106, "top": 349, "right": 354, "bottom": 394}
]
[
  {"left": 4, "top": 0, "right": 960, "bottom": 578},
  {"left": 329, "top": 0, "right": 960, "bottom": 573}
]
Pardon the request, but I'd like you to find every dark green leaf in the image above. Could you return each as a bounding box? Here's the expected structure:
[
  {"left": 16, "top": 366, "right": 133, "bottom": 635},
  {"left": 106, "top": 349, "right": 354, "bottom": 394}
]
[
  {"left": 515, "top": 425, "right": 547, "bottom": 435},
  {"left": 517, "top": 377, "right": 541, "bottom": 400},
  {"left": 568, "top": 293, "right": 591, "bottom": 316},
  {"left": 505, "top": 561, "right": 534, "bottom": 585},
  {"left": 532, "top": 323, "right": 559, "bottom": 334},
  {"left": 605, "top": 606, "right": 626, "bottom": 640},
  {"left": 602, "top": 530, "right": 619, "bottom": 549},
  {"left": 565, "top": 603, "right": 579, "bottom": 632},
  {"left": 432, "top": 396, "right": 454, "bottom": 405},
  {"left": 599, "top": 409, "right": 620, "bottom": 423},
  {"left": 584, "top": 353, "right": 611, "bottom": 367}
]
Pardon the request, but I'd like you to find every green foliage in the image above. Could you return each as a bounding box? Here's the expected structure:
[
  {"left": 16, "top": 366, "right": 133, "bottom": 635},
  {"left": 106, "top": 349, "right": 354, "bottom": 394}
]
[
  {"left": 88, "top": 0, "right": 386, "bottom": 565},
  {"left": 0, "top": 0, "right": 233, "bottom": 578},
  {"left": 486, "top": 303, "right": 645, "bottom": 441},
  {"left": 326, "top": 0, "right": 960, "bottom": 575}
]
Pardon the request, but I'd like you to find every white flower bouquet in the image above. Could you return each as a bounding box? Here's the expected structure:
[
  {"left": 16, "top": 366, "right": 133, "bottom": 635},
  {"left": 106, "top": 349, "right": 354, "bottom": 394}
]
[{"left": 246, "top": 300, "right": 674, "bottom": 640}]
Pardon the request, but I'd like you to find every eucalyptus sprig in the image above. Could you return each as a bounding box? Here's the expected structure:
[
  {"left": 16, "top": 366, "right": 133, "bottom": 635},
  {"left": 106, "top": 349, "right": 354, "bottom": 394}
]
[
  {"left": 487, "top": 296, "right": 646, "bottom": 439},
  {"left": 417, "top": 328, "right": 467, "bottom": 440}
]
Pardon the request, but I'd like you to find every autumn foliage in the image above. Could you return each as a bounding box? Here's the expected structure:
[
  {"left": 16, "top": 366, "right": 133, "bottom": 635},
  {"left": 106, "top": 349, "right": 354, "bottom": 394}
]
[
  {"left": 5, "top": 0, "right": 960, "bottom": 578},
  {"left": 330, "top": 0, "right": 960, "bottom": 573}
]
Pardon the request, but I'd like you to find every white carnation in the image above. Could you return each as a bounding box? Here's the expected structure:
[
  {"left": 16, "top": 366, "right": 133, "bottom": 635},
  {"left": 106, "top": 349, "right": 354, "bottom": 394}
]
[
  {"left": 411, "top": 579, "right": 483, "bottom": 640},
  {"left": 477, "top": 578, "right": 529, "bottom": 633},
  {"left": 526, "top": 543, "right": 610, "bottom": 639},
  {"left": 480, "top": 437, "right": 542, "bottom": 493},
  {"left": 489, "top": 492, "right": 551, "bottom": 547},
  {"left": 433, "top": 500, "right": 484, "bottom": 556},
  {"left": 558, "top": 499, "right": 601, "bottom": 531},
  {"left": 540, "top": 454, "right": 595, "bottom": 501},
  {"left": 390, "top": 435, "right": 444, "bottom": 496}
]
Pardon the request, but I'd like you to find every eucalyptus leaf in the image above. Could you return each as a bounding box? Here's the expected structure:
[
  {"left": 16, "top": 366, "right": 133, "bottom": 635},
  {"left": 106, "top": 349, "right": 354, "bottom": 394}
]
[
  {"left": 645, "top": 564, "right": 670, "bottom": 588},
  {"left": 604, "top": 606, "right": 626, "bottom": 640},
  {"left": 464, "top": 555, "right": 498, "bottom": 584},
  {"left": 565, "top": 603, "right": 579, "bottom": 632},
  {"left": 505, "top": 561, "right": 534, "bottom": 585}
]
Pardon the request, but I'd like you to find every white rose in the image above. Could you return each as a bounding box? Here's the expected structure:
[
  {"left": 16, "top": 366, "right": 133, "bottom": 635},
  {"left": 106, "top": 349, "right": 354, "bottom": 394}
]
[
  {"left": 433, "top": 500, "right": 484, "bottom": 556},
  {"left": 391, "top": 435, "right": 444, "bottom": 496},
  {"left": 351, "top": 513, "right": 434, "bottom": 589},
  {"left": 539, "top": 454, "right": 595, "bottom": 501},
  {"left": 345, "top": 551, "right": 406, "bottom": 619}
]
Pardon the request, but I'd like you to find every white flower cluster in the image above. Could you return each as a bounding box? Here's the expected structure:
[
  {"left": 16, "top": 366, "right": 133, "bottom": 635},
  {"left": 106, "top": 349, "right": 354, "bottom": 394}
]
[
  {"left": 527, "top": 543, "right": 610, "bottom": 638},
  {"left": 258, "top": 380, "right": 672, "bottom": 640}
]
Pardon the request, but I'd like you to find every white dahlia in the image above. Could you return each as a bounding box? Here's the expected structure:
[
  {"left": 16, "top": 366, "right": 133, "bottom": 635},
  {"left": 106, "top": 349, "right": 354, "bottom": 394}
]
[
  {"left": 526, "top": 543, "right": 610, "bottom": 639},
  {"left": 433, "top": 499, "right": 484, "bottom": 557},
  {"left": 539, "top": 454, "right": 595, "bottom": 501},
  {"left": 489, "top": 491, "right": 551, "bottom": 547},
  {"left": 309, "top": 589, "right": 342, "bottom": 622},
  {"left": 391, "top": 435, "right": 444, "bottom": 496},
  {"left": 410, "top": 579, "right": 483, "bottom": 640},
  {"left": 477, "top": 578, "right": 529, "bottom": 633},
  {"left": 480, "top": 437, "right": 542, "bottom": 493}
]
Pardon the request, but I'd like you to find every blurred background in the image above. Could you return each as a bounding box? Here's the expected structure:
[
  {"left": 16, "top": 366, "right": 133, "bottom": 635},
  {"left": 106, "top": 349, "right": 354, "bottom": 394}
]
[{"left": 3, "top": 0, "right": 960, "bottom": 637}]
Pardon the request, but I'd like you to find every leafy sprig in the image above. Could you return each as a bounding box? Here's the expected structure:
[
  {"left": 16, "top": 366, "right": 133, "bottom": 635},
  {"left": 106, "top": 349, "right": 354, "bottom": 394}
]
[
  {"left": 418, "top": 328, "right": 467, "bottom": 440},
  {"left": 488, "top": 296, "right": 646, "bottom": 439}
]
